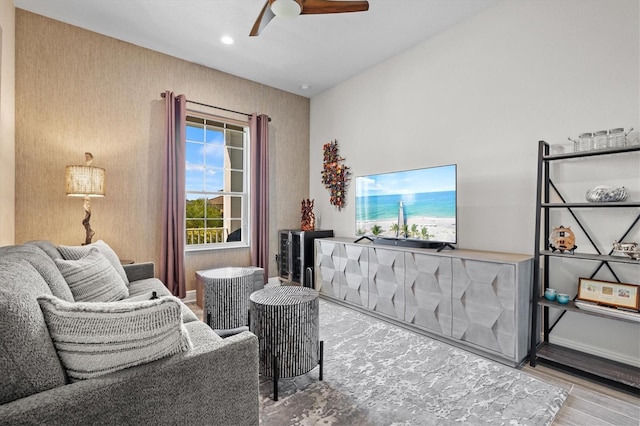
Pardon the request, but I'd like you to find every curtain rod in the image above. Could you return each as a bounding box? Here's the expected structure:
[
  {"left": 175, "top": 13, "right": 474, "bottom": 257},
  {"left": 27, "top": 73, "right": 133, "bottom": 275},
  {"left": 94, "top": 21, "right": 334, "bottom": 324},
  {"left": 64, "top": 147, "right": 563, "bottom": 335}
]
[{"left": 160, "top": 92, "right": 271, "bottom": 122}]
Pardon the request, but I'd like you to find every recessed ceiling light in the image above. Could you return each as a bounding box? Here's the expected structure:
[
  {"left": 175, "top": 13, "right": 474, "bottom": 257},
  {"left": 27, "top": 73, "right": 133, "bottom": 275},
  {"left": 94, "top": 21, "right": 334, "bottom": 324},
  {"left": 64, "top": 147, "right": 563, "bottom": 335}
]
[
  {"left": 221, "top": 35, "right": 234, "bottom": 45},
  {"left": 300, "top": 83, "right": 311, "bottom": 90}
]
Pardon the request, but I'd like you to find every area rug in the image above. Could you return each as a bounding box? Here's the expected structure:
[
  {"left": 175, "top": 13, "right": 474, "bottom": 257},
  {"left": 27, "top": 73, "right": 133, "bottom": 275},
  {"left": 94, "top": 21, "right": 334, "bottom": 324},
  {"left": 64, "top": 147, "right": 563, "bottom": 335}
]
[{"left": 259, "top": 299, "right": 567, "bottom": 425}]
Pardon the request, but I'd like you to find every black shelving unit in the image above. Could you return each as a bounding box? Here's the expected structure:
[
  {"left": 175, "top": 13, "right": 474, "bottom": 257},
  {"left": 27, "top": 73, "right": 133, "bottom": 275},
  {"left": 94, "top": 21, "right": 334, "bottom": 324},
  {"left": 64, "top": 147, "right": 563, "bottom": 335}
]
[{"left": 529, "top": 141, "right": 640, "bottom": 392}]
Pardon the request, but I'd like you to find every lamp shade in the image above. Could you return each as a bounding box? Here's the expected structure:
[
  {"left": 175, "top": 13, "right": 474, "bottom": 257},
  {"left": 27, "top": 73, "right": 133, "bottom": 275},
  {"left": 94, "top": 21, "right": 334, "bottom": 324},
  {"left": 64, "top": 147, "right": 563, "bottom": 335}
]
[{"left": 65, "top": 166, "right": 106, "bottom": 197}]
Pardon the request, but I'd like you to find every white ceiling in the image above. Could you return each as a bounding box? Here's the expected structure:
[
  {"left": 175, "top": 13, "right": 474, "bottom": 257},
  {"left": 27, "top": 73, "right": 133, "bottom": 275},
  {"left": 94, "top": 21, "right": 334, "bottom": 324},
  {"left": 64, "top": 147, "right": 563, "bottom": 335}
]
[{"left": 14, "top": 0, "right": 497, "bottom": 98}]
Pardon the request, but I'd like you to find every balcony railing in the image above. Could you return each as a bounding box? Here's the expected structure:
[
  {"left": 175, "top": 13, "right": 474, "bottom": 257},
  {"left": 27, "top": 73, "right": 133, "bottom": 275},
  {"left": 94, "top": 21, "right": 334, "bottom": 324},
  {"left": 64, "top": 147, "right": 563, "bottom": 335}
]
[{"left": 186, "top": 228, "right": 226, "bottom": 245}]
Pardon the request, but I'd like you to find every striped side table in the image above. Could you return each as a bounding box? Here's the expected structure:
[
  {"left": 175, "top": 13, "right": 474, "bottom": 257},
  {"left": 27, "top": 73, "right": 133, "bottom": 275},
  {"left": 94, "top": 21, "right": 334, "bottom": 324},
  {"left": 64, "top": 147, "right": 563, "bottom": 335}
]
[
  {"left": 197, "top": 267, "right": 255, "bottom": 332},
  {"left": 250, "top": 286, "right": 323, "bottom": 400}
]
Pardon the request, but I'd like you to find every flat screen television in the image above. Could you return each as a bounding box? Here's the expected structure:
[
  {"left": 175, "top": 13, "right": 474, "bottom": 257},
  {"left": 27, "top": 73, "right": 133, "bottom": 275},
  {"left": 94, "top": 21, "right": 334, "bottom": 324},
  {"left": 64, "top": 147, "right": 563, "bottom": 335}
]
[{"left": 355, "top": 164, "right": 457, "bottom": 249}]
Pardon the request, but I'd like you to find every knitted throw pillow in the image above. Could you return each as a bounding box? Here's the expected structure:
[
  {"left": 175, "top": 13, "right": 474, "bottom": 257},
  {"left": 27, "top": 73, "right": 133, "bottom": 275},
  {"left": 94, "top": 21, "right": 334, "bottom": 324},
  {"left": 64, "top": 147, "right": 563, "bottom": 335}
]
[
  {"left": 57, "top": 240, "right": 129, "bottom": 286},
  {"left": 55, "top": 248, "right": 129, "bottom": 302},
  {"left": 37, "top": 294, "right": 192, "bottom": 381}
]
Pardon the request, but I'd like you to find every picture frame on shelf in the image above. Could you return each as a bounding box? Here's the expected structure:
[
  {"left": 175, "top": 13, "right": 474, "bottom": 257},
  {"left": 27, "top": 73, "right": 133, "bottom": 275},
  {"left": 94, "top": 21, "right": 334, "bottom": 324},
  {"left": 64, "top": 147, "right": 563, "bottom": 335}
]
[{"left": 577, "top": 278, "right": 639, "bottom": 311}]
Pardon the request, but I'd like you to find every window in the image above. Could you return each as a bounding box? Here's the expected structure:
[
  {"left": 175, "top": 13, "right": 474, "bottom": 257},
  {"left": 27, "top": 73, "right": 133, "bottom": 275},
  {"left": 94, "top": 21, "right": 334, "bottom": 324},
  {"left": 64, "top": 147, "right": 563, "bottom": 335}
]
[{"left": 185, "top": 115, "right": 249, "bottom": 249}]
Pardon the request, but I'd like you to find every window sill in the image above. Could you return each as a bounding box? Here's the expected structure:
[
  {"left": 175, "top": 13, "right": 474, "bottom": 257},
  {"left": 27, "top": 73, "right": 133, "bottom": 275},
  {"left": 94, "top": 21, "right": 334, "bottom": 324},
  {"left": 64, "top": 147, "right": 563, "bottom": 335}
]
[{"left": 185, "top": 243, "right": 249, "bottom": 253}]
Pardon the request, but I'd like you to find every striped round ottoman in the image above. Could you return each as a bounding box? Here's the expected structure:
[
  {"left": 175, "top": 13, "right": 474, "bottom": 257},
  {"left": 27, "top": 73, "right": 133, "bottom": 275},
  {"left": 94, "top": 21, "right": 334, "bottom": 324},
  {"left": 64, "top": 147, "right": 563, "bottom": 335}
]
[
  {"left": 250, "top": 285, "right": 323, "bottom": 400},
  {"left": 197, "top": 267, "right": 255, "bottom": 331}
]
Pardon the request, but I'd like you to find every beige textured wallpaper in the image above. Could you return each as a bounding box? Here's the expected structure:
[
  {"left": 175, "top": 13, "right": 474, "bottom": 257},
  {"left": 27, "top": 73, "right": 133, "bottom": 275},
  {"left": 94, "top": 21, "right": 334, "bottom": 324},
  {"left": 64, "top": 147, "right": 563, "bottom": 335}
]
[
  {"left": 15, "top": 10, "right": 310, "bottom": 293},
  {"left": 0, "top": 1, "right": 15, "bottom": 246}
]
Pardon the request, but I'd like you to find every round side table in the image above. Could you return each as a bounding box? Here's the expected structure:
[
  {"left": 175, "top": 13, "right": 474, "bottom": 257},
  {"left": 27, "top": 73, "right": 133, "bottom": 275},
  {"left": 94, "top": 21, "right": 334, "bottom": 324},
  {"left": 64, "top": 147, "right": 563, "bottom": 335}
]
[
  {"left": 196, "top": 267, "right": 255, "bottom": 331},
  {"left": 249, "top": 286, "right": 323, "bottom": 401}
]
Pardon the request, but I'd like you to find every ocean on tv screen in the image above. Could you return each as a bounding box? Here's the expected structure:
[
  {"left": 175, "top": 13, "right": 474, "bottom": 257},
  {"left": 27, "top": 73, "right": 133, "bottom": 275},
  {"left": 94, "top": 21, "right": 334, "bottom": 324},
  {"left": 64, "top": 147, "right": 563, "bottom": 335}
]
[{"left": 355, "top": 191, "right": 456, "bottom": 243}]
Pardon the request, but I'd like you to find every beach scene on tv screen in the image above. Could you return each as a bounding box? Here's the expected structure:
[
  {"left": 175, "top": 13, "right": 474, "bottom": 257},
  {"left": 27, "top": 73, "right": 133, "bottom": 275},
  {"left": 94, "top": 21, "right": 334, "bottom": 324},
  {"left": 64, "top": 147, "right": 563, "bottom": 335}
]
[{"left": 355, "top": 165, "right": 456, "bottom": 243}]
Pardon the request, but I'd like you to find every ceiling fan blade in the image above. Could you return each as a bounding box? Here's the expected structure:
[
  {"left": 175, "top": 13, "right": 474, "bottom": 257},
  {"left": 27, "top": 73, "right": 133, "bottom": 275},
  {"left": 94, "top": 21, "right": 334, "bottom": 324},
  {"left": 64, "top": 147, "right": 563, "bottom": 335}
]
[
  {"left": 250, "top": 0, "right": 276, "bottom": 37},
  {"left": 300, "top": 0, "right": 369, "bottom": 14}
]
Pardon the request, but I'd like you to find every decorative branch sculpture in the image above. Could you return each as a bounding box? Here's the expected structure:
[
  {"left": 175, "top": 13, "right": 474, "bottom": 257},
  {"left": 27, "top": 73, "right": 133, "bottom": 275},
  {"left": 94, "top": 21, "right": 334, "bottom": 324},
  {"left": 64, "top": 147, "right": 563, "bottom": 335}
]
[
  {"left": 301, "top": 199, "right": 315, "bottom": 231},
  {"left": 82, "top": 153, "right": 96, "bottom": 245},
  {"left": 82, "top": 197, "right": 95, "bottom": 245}
]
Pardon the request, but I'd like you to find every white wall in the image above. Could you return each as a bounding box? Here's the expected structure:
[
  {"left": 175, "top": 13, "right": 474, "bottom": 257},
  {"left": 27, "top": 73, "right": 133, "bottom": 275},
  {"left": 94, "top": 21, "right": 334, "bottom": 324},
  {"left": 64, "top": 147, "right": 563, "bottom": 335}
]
[
  {"left": 310, "top": 0, "right": 639, "bottom": 365},
  {"left": 0, "top": 0, "right": 15, "bottom": 245}
]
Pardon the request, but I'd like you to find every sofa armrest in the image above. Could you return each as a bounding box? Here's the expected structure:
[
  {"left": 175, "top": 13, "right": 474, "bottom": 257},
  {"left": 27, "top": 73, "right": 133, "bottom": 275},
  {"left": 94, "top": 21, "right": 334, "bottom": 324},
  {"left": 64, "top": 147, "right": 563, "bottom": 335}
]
[
  {"left": 122, "top": 262, "right": 155, "bottom": 282},
  {"left": 0, "top": 331, "right": 259, "bottom": 425}
]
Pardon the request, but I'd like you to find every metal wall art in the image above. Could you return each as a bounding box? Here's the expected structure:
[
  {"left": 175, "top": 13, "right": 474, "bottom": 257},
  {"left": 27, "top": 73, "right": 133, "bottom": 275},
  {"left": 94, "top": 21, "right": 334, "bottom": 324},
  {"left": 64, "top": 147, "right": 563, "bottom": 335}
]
[{"left": 321, "top": 140, "right": 351, "bottom": 210}]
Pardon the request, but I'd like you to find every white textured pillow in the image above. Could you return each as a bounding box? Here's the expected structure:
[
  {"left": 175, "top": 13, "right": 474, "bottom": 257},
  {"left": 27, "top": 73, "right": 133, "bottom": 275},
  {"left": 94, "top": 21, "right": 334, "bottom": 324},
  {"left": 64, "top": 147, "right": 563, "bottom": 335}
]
[
  {"left": 37, "top": 294, "right": 192, "bottom": 381},
  {"left": 55, "top": 248, "right": 129, "bottom": 302},
  {"left": 58, "top": 240, "right": 129, "bottom": 286}
]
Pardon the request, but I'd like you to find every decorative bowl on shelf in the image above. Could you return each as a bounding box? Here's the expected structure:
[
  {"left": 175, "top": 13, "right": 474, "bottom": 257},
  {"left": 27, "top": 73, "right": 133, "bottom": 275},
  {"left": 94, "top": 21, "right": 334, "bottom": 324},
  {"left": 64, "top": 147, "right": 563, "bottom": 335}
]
[
  {"left": 585, "top": 185, "right": 628, "bottom": 203},
  {"left": 556, "top": 294, "right": 570, "bottom": 304},
  {"left": 612, "top": 241, "right": 640, "bottom": 260},
  {"left": 544, "top": 288, "right": 557, "bottom": 301}
]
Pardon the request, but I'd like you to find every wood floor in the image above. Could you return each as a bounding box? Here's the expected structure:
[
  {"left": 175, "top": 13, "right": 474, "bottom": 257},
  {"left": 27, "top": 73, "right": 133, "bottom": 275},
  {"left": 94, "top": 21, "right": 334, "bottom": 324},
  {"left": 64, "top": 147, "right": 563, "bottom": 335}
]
[
  {"left": 522, "top": 363, "right": 639, "bottom": 425},
  {"left": 186, "top": 302, "right": 639, "bottom": 424}
]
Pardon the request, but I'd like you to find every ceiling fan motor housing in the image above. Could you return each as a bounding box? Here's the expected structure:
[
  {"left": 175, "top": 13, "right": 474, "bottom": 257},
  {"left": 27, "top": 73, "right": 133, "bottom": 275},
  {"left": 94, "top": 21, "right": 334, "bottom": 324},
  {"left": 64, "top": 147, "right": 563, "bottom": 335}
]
[{"left": 270, "top": 0, "right": 303, "bottom": 17}]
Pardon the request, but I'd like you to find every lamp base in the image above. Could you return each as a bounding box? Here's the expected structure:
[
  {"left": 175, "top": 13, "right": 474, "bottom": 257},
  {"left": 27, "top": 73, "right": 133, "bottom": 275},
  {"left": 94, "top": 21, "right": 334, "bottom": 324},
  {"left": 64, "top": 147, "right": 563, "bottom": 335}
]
[{"left": 82, "top": 196, "right": 95, "bottom": 245}]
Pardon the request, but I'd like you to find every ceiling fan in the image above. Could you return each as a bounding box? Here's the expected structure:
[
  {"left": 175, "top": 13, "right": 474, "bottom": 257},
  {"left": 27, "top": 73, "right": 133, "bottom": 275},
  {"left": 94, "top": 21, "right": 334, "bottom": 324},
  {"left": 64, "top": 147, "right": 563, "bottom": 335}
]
[{"left": 250, "top": 0, "right": 370, "bottom": 36}]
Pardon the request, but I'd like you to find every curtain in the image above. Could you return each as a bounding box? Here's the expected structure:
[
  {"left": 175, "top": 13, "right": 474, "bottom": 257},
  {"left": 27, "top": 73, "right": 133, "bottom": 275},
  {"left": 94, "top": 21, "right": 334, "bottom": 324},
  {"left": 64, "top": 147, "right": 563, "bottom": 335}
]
[
  {"left": 250, "top": 114, "right": 270, "bottom": 280},
  {"left": 160, "top": 91, "right": 186, "bottom": 298}
]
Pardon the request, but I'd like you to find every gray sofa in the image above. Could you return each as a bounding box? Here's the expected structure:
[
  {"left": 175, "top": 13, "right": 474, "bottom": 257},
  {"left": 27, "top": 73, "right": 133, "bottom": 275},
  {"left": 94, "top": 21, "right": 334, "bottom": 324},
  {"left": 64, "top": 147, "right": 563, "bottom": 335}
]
[{"left": 0, "top": 241, "right": 259, "bottom": 425}]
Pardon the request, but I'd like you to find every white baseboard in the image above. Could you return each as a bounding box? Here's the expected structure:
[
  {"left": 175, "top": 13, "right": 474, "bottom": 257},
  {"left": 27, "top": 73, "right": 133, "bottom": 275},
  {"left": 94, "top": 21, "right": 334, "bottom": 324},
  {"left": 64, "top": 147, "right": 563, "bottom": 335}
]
[
  {"left": 549, "top": 335, "right": 640, "bottom": 367},
  {"left": 181, "top": 289, "right": 196, "bottom": 304}
]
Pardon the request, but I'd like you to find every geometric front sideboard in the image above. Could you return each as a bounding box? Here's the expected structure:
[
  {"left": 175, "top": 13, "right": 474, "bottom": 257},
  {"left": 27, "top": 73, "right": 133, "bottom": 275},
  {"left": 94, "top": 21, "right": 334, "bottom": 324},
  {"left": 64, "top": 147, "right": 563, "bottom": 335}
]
[{"left": 315, "top": 238, "right": 533, "bottom": 367}]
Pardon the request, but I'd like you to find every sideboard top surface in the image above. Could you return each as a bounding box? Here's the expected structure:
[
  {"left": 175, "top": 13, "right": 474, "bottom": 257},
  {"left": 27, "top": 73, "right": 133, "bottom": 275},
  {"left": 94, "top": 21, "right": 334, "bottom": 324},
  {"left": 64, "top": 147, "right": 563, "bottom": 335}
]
[{"left": 321, "top": 238, "right": 532, "bottom": 264}]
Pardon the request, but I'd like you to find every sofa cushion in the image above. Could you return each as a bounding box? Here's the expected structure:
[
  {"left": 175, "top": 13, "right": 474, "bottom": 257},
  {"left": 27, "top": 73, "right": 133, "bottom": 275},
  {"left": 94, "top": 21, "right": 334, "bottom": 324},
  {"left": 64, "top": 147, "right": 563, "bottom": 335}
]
[
  {"left": 126, "top": 277, "right": 199, "bottom": 323},
  {"left": 126, "top": 277, "right": 172, "bottom": 298},
  {"left": 57, "top": 240, "right": 129, "bottom": 286},
  {"left": 0, "top": 244, "right": 74, "bottom": 302},
  {"left": 55, "top": 248, "right": 129, "bottom": 302},
  {"left": 25, "top": 240, "right": 63, "bottom": 261},
  {"left": 37, "top": 294, "right": 193, "bottom": 381},
  {"left": 183, "top": 319, "right": 223, "bottom": 345},
  {"left": 124, "top": 290, "right": 158, "bottom": 302},
  {"left": 0, "top": 260, "right": 67, "bottom": 404}
]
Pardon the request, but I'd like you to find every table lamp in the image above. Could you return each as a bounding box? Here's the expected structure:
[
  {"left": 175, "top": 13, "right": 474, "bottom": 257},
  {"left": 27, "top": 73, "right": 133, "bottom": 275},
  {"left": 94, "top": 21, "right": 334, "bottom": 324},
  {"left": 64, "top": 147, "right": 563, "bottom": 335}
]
[{"left": 65, "top": 153, "right": 105, "bottom": 245}]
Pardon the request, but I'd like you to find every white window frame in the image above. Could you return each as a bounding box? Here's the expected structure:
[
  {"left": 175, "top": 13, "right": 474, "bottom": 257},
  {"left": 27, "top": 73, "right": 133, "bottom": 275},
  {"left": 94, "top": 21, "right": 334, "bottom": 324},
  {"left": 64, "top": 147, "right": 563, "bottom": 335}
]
[{"left": 184, "top": 112, "right": 250, "bottom": 251}]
